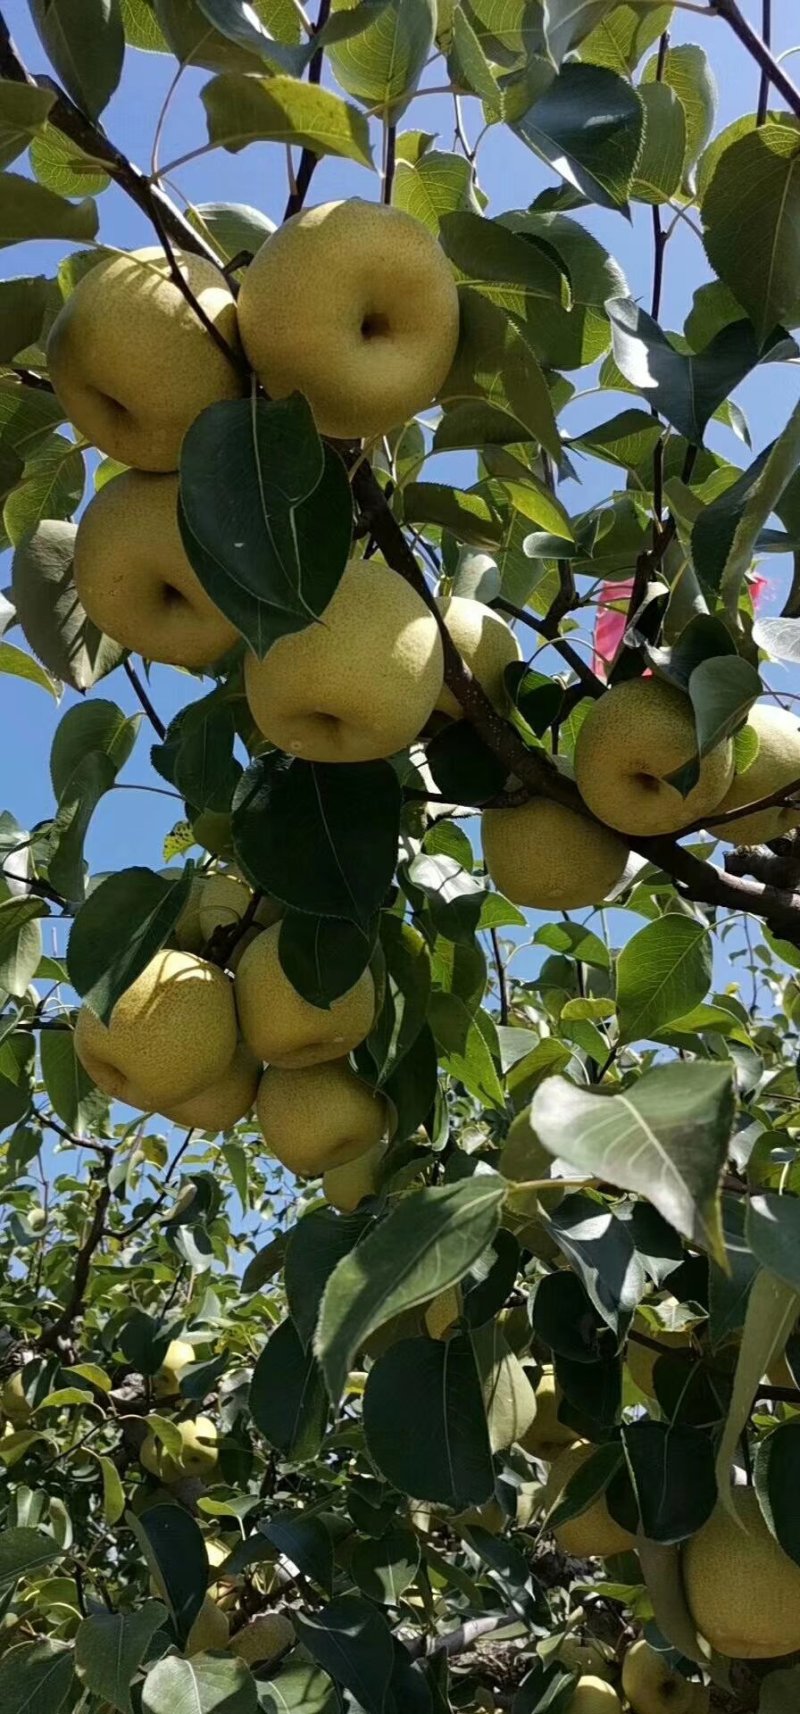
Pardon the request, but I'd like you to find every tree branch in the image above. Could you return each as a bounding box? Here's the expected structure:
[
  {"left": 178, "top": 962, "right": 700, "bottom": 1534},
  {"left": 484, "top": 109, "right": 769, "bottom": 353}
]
[
  {"left": 0, "top": 13, "right": 222, "bottom": 264},
  {"left": 40, "top": 1159, "right": 112, "bottom": 1348},
  {"left": 493, "top": 598, "right": 605, "bottom": 697},
  {"left": 407, "top": 1611, "right": 522, "bottom": 1660},
  {"left": 711, "top": 0, "right": 800, "bottom": 120},
  {"left": 283, "top": 0, "right": 331, "bottom": 220},
  {"left": 124, "top": 660, "right": 167, "bottom": 741}
]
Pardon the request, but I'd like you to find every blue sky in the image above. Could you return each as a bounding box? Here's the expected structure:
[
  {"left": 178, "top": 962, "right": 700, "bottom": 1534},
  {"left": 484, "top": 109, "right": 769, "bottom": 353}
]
[{"left": 1, "top": 0, "right": 798, "bottom": 989}]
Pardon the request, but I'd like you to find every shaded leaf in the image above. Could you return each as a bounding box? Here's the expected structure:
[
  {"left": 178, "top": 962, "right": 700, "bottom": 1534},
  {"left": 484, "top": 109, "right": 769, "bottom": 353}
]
[
  {"left": 12, "top": 521, "right": 123, "bottom": 690},
  {"left": 29, "top": 0, "right": 125, "bottom": 118},
  {"left": 702, "top": 124, "right": 800, "bottom": 342},
  {"left": 0, "top": 82, "right": 54, "bottom": 169},
  {"left": 0, "top": 172, "right": 98, "bottom": 247},
  {"left": 515, "top": 63, "right": 644, "bottom": 211},
  {"left": 0, "top": 1640, "right": 74, "bottom": 1714},
  {"left": 623, "top": 1420, "right": 716, "bottom": 1544},
  {"left": 250, "top": 1319, "right": 328, "bottom": 1460},
  {"left": 295, "top": 1595, "right": 394, "bottom": 1714},
  {"left": 127, "top": 1506, "right": 206, "bottom": 1650},
  {"left": 363, "top": 1334, "right": 494, "bottom": 1506},
  {"left": 142, "top": 1655, "right": 258, "bottom": 1714},
  {"left": 75, "top": 1603, "right": 167, "bottom": 1714},
  {"left": 67, "top": 865, "right": 194, "bottom": 1023}
]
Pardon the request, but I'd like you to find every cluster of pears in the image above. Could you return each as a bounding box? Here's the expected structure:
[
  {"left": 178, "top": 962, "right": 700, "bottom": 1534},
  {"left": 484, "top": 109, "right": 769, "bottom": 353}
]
[{"left": 74, "top": 871, "right": 389, "bottom": 1189}]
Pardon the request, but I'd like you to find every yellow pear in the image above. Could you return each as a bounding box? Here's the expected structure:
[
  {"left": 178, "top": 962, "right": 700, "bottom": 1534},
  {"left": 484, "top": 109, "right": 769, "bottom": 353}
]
[
  {"left": 244, "top": 558, "right": 443, "bottom": 763},
  {"left": 622, "top": 1640, "right": 693, "bottom": 1714},
  {"left": 707, "top": 702, "right": 800, "bottom": 844},
  {"left": 174, "top": 874, "right": 254, "bottom": 955},
  {"left": 185, "top": 1594, "right": 229, "bottom": 1656},
  {"left": 520, "top": 1367, "right": 576, "bottom": 1460},
  {"left": 74, "top": 471, "right": 239, "bottom": 668},
  {"left": 683, "top": 1486, "right": 800, "bottom": 1658},
  {"left": 228, "top": 1612, "right": 295, "bottom": 1666},
  {"left": 574, "top": 678, "right": 734, "bottom": 836},
  {"left": 140, "top": 1415, "right": 218, "bottom": 1483},
  {"left": 156, "top": 1042, "right": 261, "bottom": 1132},
  {"left": 153, "top": 1339, "right": 195, "bottom": 1399},
  {"left": 256, "top": 1060, "right": 387, "bottom": 1176},
  {"left": 544, "top": 1443, "right": 636, "bottom": 1558},
  {"left": 425, "top": 1286, "right": 463, "bottom": 1341},
  {"left": 323, "top": 1138, "right": 387, "bottom": 1210},
  {"left": 74, "top": 949, "right": 237, "bottom": 1111},
  {"left": 435, "top": 597, "right": 521, "bottom": 718},
  {"left": 557, "top": 1638, "right": 613, "bottom": 1681},
  {"left": 568, "top": 1679, "right": 621, "bottom": 1714},
  {"left": 237, "top": 200, "right": 460, "bottom": 440},
  {"left": 482, "top": 798, "right": 629, "bottom": 910},
  {"left": 235, "top": 921, "right": 375, "bottom": 1068},
  {"left": 47, "top": 247, "right": 244, "bottom": 471},
  {"left": 1, "top": 1371, "right": 32, "bottom": 1424}
]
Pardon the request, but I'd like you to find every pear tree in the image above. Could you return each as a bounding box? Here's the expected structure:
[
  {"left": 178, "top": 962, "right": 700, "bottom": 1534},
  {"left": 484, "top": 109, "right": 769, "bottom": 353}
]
[{"left": 1, "top": 3, "right": 800, "bottom": 1712}]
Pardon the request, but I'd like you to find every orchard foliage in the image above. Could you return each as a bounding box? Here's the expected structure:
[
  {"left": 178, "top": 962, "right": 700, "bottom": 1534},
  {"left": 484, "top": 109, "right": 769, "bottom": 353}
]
[{"left": 1, "top": 2, "right": 800, "bottom": 1712}]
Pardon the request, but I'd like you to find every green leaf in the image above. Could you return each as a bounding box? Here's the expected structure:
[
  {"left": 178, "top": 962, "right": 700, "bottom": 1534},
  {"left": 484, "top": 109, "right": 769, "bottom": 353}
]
[
  {"left": 29, "top": 0, "right": 125, "bottom": 118},
  {"left": 285, "top": 1207, "right": 371, "bottom": 1347},
  {"left": 0, "top": 1032, "right": 35, "bottom": 1126},
  {"left": 75, "top": 1603, "right": 167, "bottom": 1714},
  {"left": 440, "top": 291, "right": 561, "bottom": 458},
  {"left": 295, "top": 1596, "right": 394, "bottom": 1714},
  {"left": 315, "top": 1176, "right": 506, "bottom": 1401},
  {"left": 352, "top": 1526, "right": 421, "bottom": 1604},
  {"left": 153, "top": 694, "right": 240, "bottom": 815},
  {"left": 259, "top": 1511, "right": 334, "bottom": 1595},
  {"left": 755, "top": 1421, "right": 800, "bottom": 1572},
  {"left": 47, "top": 701, "right": 138, "bottom": 903},
  {"left": 278, "top": 913, "right": 376, "bottom": 1008},
  {"left": 393, "top": 148, "right": 478, "bottom": 234},
  {"left": 643, "top": 41, "right": 716, "bottom": 186},
  {"left": 606, "top": 298, "right": 774, "bottom": 444},
  {"left": 12, "top": 520, "right": 123, "bottom": 692},
  {"left": 363, "top": 1333, "right": 494, "bottom": 1505},
  {"left": 121, "top": 0, "right": 169, "bottom": 49},
  {"left": 0, "top": 898, "right": 45, "bottom": 996},
  {"left": 127, "top": 1506, "right": 207, "bottom": 1651},
  {"left": 51, "top": 699, "right": 138, "bottom": 799},
  {"left": 258, "top": 1665, "right": 339, "bottom": 1714},
  {"left": 195, "top": 0, "right": 306, "bottom": 71},
  {"left": 29, "top": 125, "right": 111, "bottom": 197},
  {"left": 531, "top": 1061, "right": 735, "bottom": 1262},
  {"left": 715, "top": 1269, "right": 800, "bottom": 1506},
  {"left": 40, "top": 1024, "right": 106, "bottom": 1134},
  {"left": 0, "top": 639, "right": 59, "bottom": 698},
  {"left": 748, "top": 1194, "right": 800, "bottom": 1293},
  {"left": 0, "top": 1525, "right": 63, "bottom": 1585},
  {"left": 498, "top": 207, "right": 628, "bottom": 370},
  {"left": 515, "top": 63, "right": 644, "bottom": 211},
  {"left": 188, "top": 200, "right": 274, "bottom": 262},
  {"left": 232, "top": 755, "right": 401, "bottom": 928},
  {"left": 142, "top": 1655, "right": 258, "bottom": 1714},
  {"left": 179, "top": 395, "right": 352, "bottom": 659},
  {"left": 579, "top": 3, "right": 673, "bottom": 74},
  {"left": 155, "top": 0, "right": 302, "bottom": 72},
  {"left": 630, "top": 82, "right": 686, "bottom": 205},
  {"left": 67, "top": 865, "right": 194, "bottom": 1023},
  {"left": 617, "top": 916, "right": 712, "bottom": 1044},
  {"left": 570, "top": 407, "right": 662, "bottom": 472},
  {"left": 702, "top": 123, "right": 800, "bottom": 343},
  {"left": 383, "top": 1018, "right": 438, "bottom": 1142},
  {"left": 250, "top": 1318, "right": 328, "bottom": 1461},
  {"left": 326, "top": 0, "right": 435, "bottom": 122},
  {"left": 694, "top": 400, "right": 800, "bottom": 616},
  {"left": 0, "top": 1640, "right": 74, "bottom": 1714},
  {"left": 543, "top": 0, "right": 618, "bottom": 64},
  {"left": 4, "top": 433, "right": 85, "bottom": 549},
  {"left": 439, "top": 209, "right": 569, "bottom": 309},
  {"left": 450, "top": 5, "right": 499, "bottom": 97},
  {"left": 429, "top": 991, "right": 505, "bottom": 1110},
  {"left": 201, "top": 73, "right": 374, "bottom": 168},
  {"left": 95, "top": 1453, "right": 126, "bottom": 1526},
  {"left": 0, "top": 172, "right": 97, "bottom": 249},
  {"left": 367, "top": 915, "right": 431, "bottom": 1084},
  {"left": 687, "top": 655, "right": 761, "bottom": 759},
  {"left": 623, "top": 1421, "right": 716, "bottom": 1544},
  {"left": 0, "top": 276, "right": 49, "bottom": 362},
  {"left": 0, "top": 82, "right": 54, "bottom": 169}
]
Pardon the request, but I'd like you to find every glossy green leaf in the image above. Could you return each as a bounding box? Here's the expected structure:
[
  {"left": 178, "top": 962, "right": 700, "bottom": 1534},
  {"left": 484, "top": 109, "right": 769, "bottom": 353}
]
[
  {"left": 4, "top": 433, "right": 85, "bottom": 549},
  {"left": 67, "top": 865, "right": 194, "bottom": 1022},
  {"left": 0, "top": 83, "right": 55, "bottom": 169},
  {"left": 29, "top": 0, "right": 125, "bottom": 118},
  {"left": 616, "top": 917, "right": 712, "bottom": 1044},
  {"left": 0, "top": 1640, "right": 74, "bottom": 1714},
  {"left": 606, "top": 298, "right": 774, "bottom": 443},
  {"left": 498, "top": 207, "right": 628, "bottom": 370},
  {"left": 515, "top": 63, "right": 644, "bottom": 211},
  {"left": 188, "top": 200, "right": 274, "bottom": 262},
  {"left": 201, "top": 73, "right": 374, "bottom": 167},
  {"left": 440, "top": 291, "right": 560, "bottom": 458},
  {"left": 694, "top": 399, "right": 800, "bottom": 616},
  {"left": 702, "top": 124, "right": 800, "bottom": 342},
  {"left": 630, "top": 82, "right": 685, "bottom": 205},
  {"left": 278, "top": 912, "right": 376, "bottom": 1009},
  {"left": 315, "top": 1176, "right": 506, "bottom": 1400},
  {"left": 439, "top": 209, "right": 569, "bottom": 308},
  {"left": 75, "top": 1603, "right": 167, "bottom": 1714},
  {"left": 180, "top": 395, "right": 352, "bottom": 658},
  {"left": 393, "top": 148, "right": 478, "bottom": 233},
  {"left": 195, "top": 0, "right": 306, "bottom": 71},
  {"left": 531, "top": 1062, "right": 734, "bottom": 1262},
  {"left": 363, "top": 1334, "right": 494, "bottom": 1505},
  {"left": 326, "top": 0, "right": 436, "bottom": 122},
  {"left": 285, "top": 1207, "right": 371, "bottom": 1347},
  {"left": 0, "top": 898, "right": 45, "bottom": 997},
  {"left": 295, "top": 1596, "right": 394, "bottom": 1714},
  {"left": 250, "top": 1319, "right": 328, "bottom": 1460},
  {"left": 155, "top": 0, "right": 301, "bottom": 71},
  {"left": 688, "top": 655, "right": 761, "bottom": 760}
]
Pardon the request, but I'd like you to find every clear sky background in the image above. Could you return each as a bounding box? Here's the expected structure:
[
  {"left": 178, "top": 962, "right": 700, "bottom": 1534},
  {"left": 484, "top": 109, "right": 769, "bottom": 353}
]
[{"left": 1, "top": 0, "right": 798, "bottom": 994}]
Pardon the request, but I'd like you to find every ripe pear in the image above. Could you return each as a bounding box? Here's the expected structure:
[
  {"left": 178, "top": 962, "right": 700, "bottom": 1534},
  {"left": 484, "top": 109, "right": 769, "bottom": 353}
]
[
  {"left": 1, "top": 1371, "right": 32, "bottom": 1424},
  {"left": 545, "top": 1443, "right": 636, "bottom": 1558},
  {"left": 568, "top": 1679, "right": 621, "bottom": 1714},
  {"left": 140, "top": 1415, "right": 218, "bottom": 1483},
  {"left": 244, "top": 557, "right": 444, "bottom": 763},
  {"left": 482, "top": 798, "right": 629, "bottom": 910},
  {"left": 323, "top": 1138, "right": 387, "bottom": 1210},
  {"left": 156, "top": 1042, "right": 261, "bottom": 1133},
  {"left": 74, "top": 949, "right": 237, "bottom": 1111},
  {"left": 683, "top": 1486, "right": 800, "bottom": 1657},
  {"left": 425, "top": 1286, "right": 463, "bottom": 1340},
  {"left": 574, "top": 678, "right": 734, "bottom": 836},
  {"left": 47, "top": 247, "right": 244, "bottom": 471},
  {"left": 237, "top": 200, "right": 460, "bottom": 440},
  {"left": 707, "top": 702, "right": 800, "bottom": 844},
  {"left": 256, "top": 1060, "right": 387, "bottom": 1176},
  {"left": 622, "top": 1640, "right": 693, "bottom": 1714},
  {"left": 185, "top": 1594, "right": 229, "bottom": 1656},
  {"left": 235, "top": 922, "right": 376, "bottom": 1068},
  {"left": 435, "top": 597, "right": 521, "bottom": 718},
  {"left": 153, "top": 1338, "right": 195, "bottom": 1399},
  {"left": 229, "top": 1612, "right": 295, "bottom": 1666},
  {"left": 74, "top": 471, "right": 239, "bottom": 668},
  {"left": 174, "top": 874, "right": 254, "bottom": 955},
  {"left": 520, "top": 1367, "right": 576, "bottom": 1460}
]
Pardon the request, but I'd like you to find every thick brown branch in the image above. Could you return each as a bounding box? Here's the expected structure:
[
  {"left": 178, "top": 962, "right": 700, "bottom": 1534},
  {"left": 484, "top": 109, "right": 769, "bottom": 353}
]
[
  {"left": 711, "top": 0, "right": 800, "bottom": 120},
  {"left": 676, "top": 773, "right": 800, "bottom": 838},
  {"left": 0, "top": 13, "right": 221, "bottom": 264}
]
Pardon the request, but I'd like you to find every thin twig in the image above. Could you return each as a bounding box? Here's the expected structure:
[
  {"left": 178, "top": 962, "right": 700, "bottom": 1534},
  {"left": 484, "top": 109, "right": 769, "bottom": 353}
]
[
  {"left": 41, "top": 1164, "right": 113, "bottom": 1347},
  {"left": 757, "top": 0, "right": 771, "bottom": 123},
  {"left": 493, "top": 598, "right": 604, "bottom": 697},
  {"left": 712, "top": 0, "right": 800, "bottom": 120},
  {"left": 490, "top": 927, "right": 509, "bottom": 1026},
  {"left": 283, "top": 0, "right": 331, "bottom": 220},
  {"left": 382, "top": 122, "right": 397, "bottom": 204},
  {"left": 123, "top": 660, "right": 167, "bottom": 741},
  {"left": 108, "top": 1130, "right": 196, "bottom": 1242},
  {"left": 144, "top": 192, "right": 246, "bottom": 373}
]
